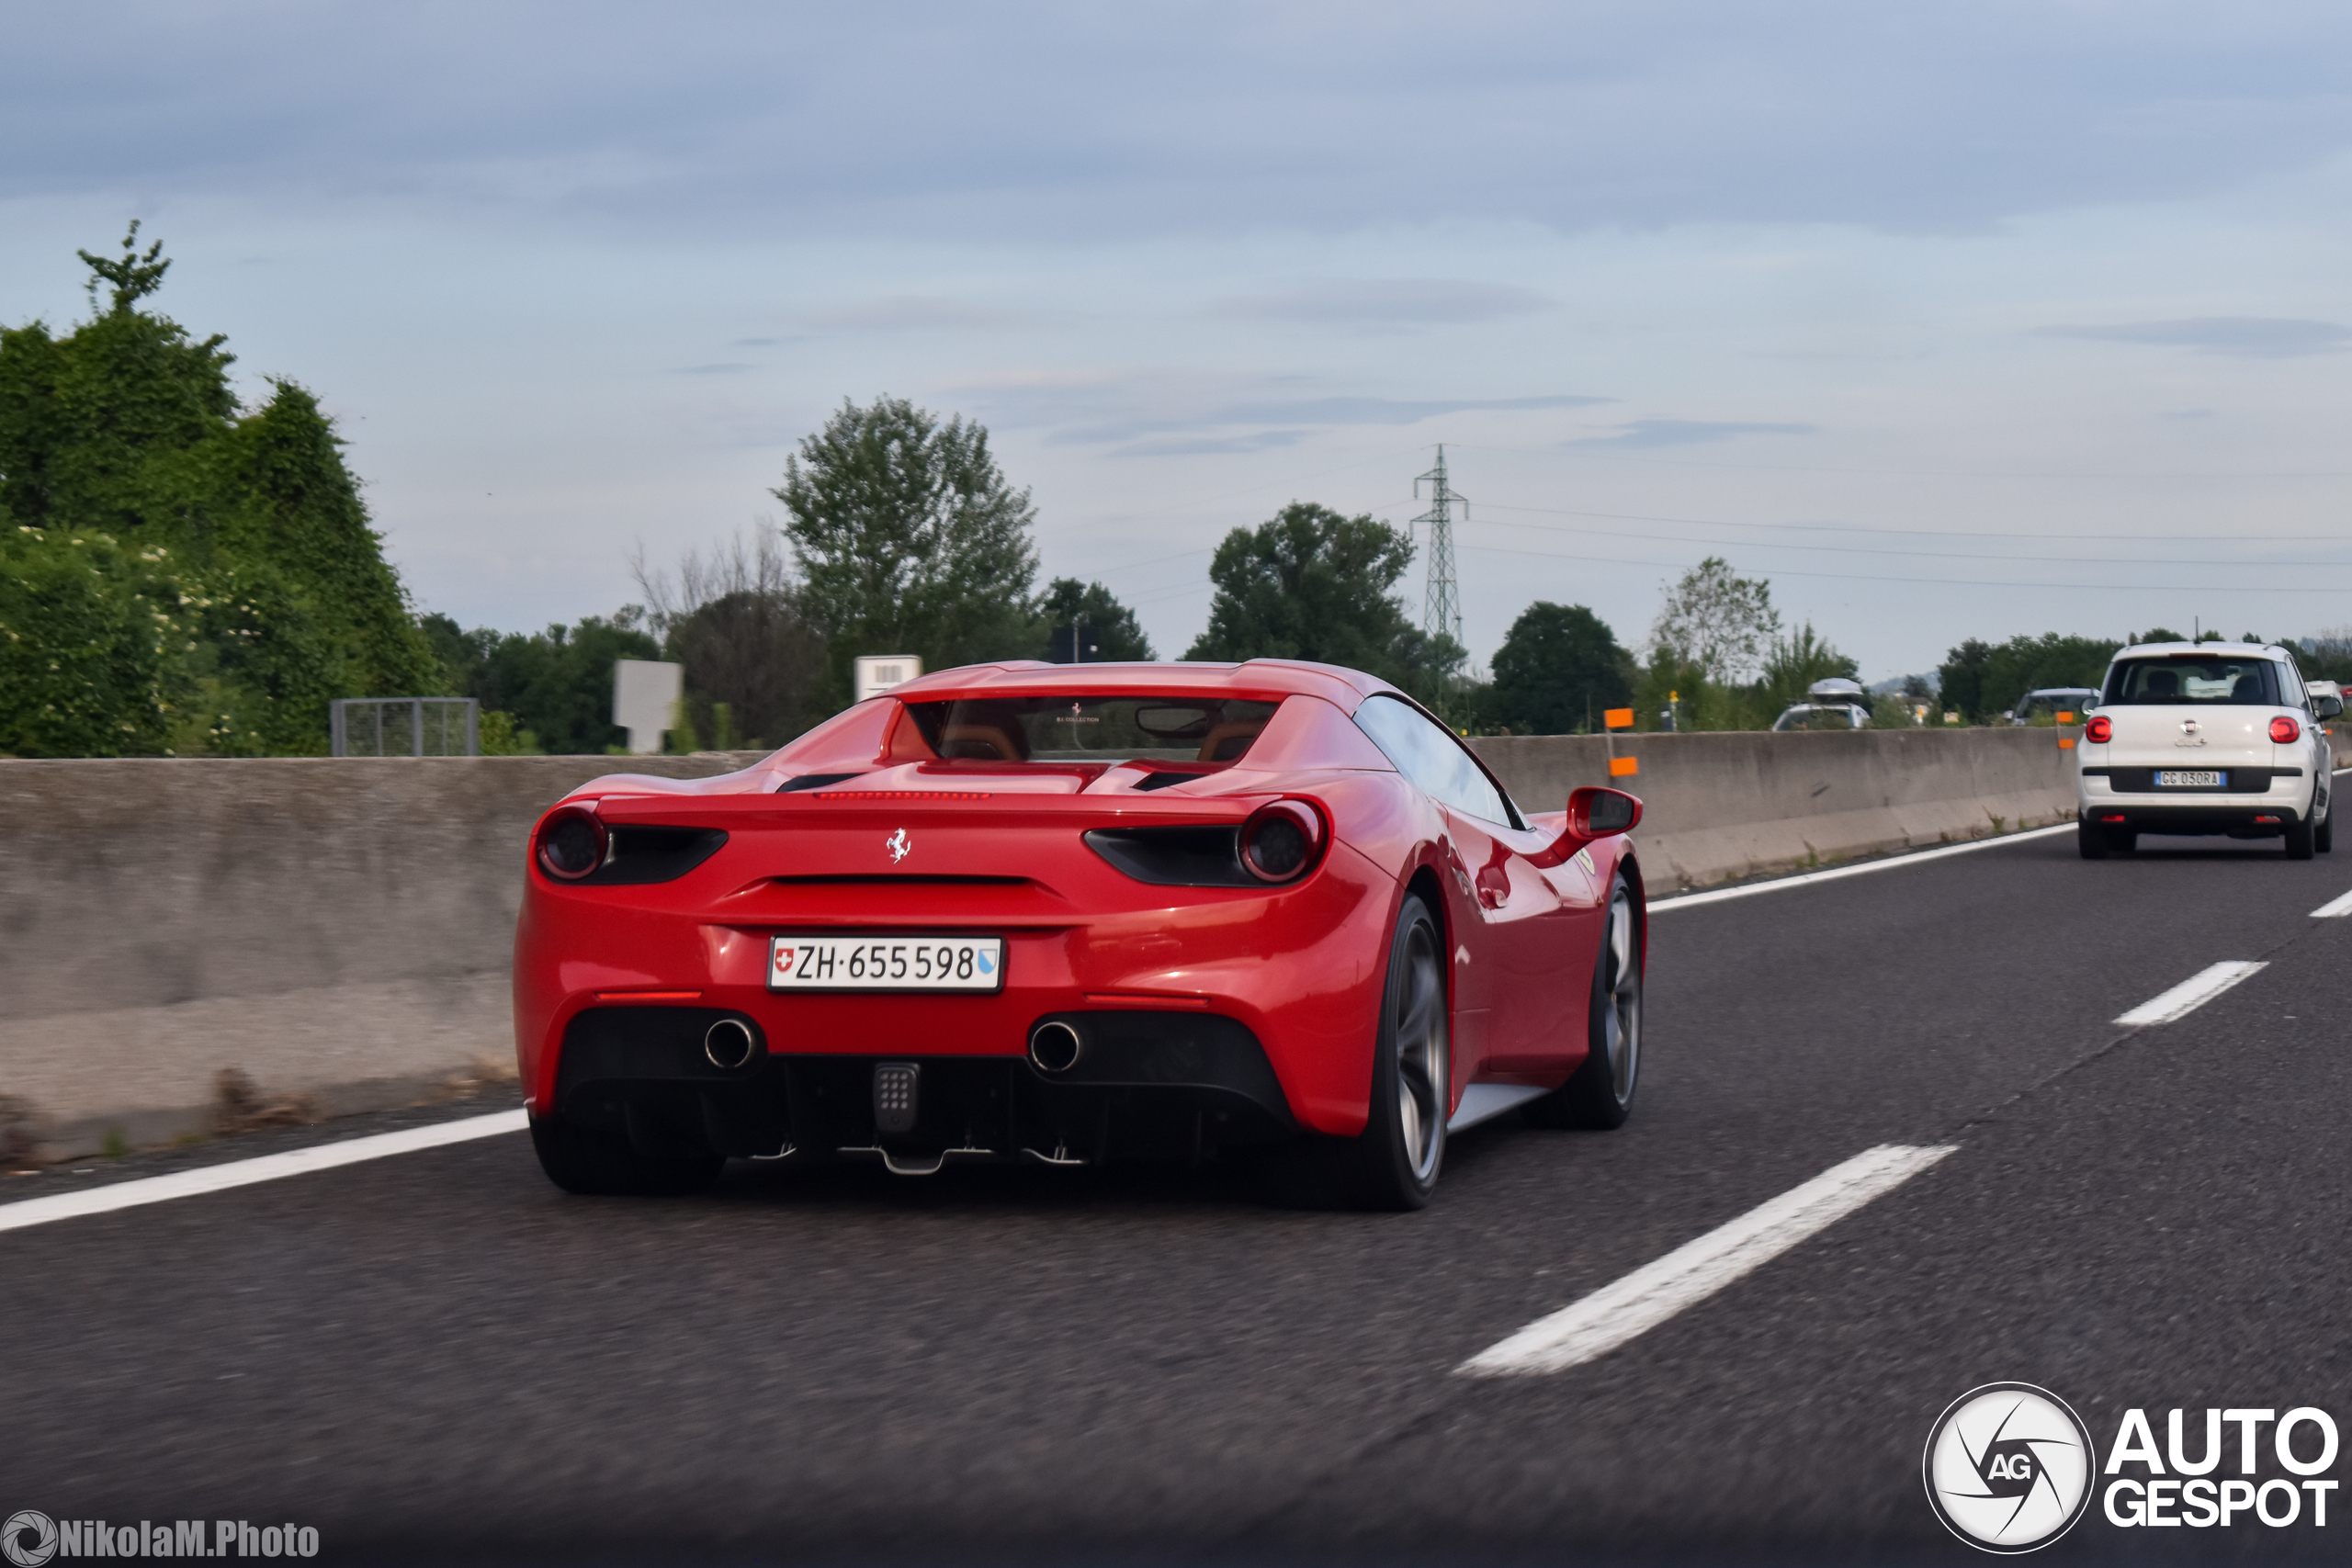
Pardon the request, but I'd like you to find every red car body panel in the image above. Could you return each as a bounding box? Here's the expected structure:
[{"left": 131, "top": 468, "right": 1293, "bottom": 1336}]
[{"left": 513, "top": 660, "right": 1641, "bottom": 1143}]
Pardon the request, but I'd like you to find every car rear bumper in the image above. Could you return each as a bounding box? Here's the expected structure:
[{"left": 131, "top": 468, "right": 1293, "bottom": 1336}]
[
  {"left": 2077, "top": 766, "right": 2312, "bottom": 831},
  {"left": 2079, "top": 804, "right": 2309, "bottom": 835},
  {"left": 548, "top": 1004, "right": 1298, "bottom": 1167}
]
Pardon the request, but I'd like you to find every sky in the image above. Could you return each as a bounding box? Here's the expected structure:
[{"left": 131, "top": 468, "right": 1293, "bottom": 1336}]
[{"left": 5, "top": 0, "right": 2351, "bottom": 682}]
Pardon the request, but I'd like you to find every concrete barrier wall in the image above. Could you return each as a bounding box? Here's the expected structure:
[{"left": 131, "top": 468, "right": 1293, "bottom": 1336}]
[
  {"left": 0, "top": 754, "right": 765, "bottom": 1160},
  {"left": 1471, "top": 727, "right": 2082, "bottom": 894},
  {"left": 1473, "top": 725, "right": 2352, "bottom": 891},
  {"left": 5, "top": 726, "right": 2345, "bottom": 1159}
]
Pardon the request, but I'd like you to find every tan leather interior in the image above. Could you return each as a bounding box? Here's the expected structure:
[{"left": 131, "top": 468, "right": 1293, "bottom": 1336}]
[
  {"left": 940, "top": 723, "right": 1026, "bottom": 761},
  {"left": 1195, "top": 721, "right": 1262, "bottom": 762}
]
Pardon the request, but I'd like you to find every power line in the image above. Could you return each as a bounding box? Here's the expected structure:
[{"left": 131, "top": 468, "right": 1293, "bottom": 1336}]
[
  {"left": 1458, "top": 510, "right": 2352, "bottom": 570},
  {"left": 1453, "top": 498, "right": 2352, "bottom": 547},
  {"left": 1453, "top": 539, "right": 2352, "bottom": 593},
  {"left": 1448, "top": 439, "right": 2352, "bottom": 482}
]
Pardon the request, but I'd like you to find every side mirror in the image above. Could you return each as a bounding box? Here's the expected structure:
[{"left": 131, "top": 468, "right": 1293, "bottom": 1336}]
[
  {"left": 2316, "top": 694, "right": 2344, "bottom": 719},
  {"left": 1567, "top": 785, "right": 1642, "bottom": 837}
]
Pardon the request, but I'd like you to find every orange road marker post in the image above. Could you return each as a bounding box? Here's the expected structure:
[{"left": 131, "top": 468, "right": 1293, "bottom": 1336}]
[
  {"left": 2057, "top": 710, "right": 2077, "bottom": 750},
  {"left": 1604, "top": 706, "right": 1637, "bottom": 778}
]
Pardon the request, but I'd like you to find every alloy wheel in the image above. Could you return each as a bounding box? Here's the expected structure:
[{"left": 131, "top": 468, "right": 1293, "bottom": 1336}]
[
  {"left": 1393, "top": 917, "right": 1449, "bottom": 1184},
  {"left": 1600, "top": 885, "right": 1641, "bottom": 1104}
]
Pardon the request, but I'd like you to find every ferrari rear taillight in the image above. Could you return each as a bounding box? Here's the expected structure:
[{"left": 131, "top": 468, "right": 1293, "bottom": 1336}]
[
  {"left": 1240, "top": 800, "right": 1326, "bottom": 884},
  {"left": 535, "top": 806, "right": 608, "bottom": 881},
  {"left": 2085, "top": 716, "right": 2111, "bottom": 743},
  {"left": 2270, "top": 715, "right": 2301, "bottom": 744}
]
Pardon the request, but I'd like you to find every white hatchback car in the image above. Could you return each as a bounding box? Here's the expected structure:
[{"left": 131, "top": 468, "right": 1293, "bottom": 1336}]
[{"left": 2077, "top": 642, "right": 2340, "bottom": 859}]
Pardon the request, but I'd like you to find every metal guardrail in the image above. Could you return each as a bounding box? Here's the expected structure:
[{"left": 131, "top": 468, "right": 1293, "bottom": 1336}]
[{"left": 329, "top": 698, "right": 480, "bottom": 757}]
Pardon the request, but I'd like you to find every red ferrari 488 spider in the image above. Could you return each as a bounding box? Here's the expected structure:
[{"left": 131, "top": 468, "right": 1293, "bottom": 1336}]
[{"left": 514, "top": 659, "right": 1645, "bottom": 1209}]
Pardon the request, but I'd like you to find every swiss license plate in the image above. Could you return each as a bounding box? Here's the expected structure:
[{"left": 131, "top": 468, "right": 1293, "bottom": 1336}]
[
  {"left": 767, "top": 934, "right": 1004, "bottom": 992},
  {"left": 2157, "top": 770, "right": 2223, "bottom": 787}
]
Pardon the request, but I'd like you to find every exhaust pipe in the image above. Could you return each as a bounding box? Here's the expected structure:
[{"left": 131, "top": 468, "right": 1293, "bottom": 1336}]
[
  {"left": 704, "top": 1018, "right": 758, "bottom": 1070},
  {"left": 1028, "top": 1020, "right": 1082, "bottom": 1074}
]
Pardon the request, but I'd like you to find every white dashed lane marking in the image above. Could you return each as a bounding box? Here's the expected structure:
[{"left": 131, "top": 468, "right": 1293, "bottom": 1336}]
[
  {"left": 2112, "top": 961, "right": 2267, "bottom": 1027},
  {"left": 1458, "top": 1143, "right": 1957, "bottom": 1377},
  {"left": 1647, "top": 825, "right": 2073, "bottom": 913},
  {"left": 0, "top": 1109, "right": 527, "bottom": 1236},
  {"left": 2311, "top": 888, "right": 2352, "bottom": 919}
]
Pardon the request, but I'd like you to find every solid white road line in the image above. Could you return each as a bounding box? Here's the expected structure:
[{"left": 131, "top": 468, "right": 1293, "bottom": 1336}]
[
  {"left": 0, "top": 1108, "right": 527, "bottom": 1236},
  {"left": 1458, "top": 1143, "right": 1956, "bottom": 1377},
  {"left": 1647, "top": 824, "right": 2075, "bottom": 913},
  {"left": 2112, "top": 961, "right": 2267, "bottom": 1027},
  {"left": 2311, "top": 888, "right": 2352, "bottom": 919}
]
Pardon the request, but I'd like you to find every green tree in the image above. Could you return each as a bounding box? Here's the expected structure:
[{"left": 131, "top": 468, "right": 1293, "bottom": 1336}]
[
  {"left": 1482, "top": 602, "right": 1633, "bottom": 734},
  {"left": 0, "top": 226, "right": 437, "bottom": 754},
  {"left": 1185, "top": 502, "right": 1464, "bottom": 702},
  {"left": 634, "top": 531, "right": 828, "bottom": 749},
  {"left": 1937, "top": 632, "right": 2120, "bottom": 722},
  {"left": 0, "top": 525, "right": 189, "bottom": 757},
  {"left": 424, "top": 610, "right": 658, "bottom": 755},
  {"left": 1755, "top": 621, "right": 1860, "bottom": 716},
  {"left": 1648, "top": 557, "right": 1781, "bottom": 685},
  {"left": 773, "top": 397, "right": 1042, "bottom": 705},
  {"left": 1038, "top": 577, "right": 1155, "bottom": 663}
]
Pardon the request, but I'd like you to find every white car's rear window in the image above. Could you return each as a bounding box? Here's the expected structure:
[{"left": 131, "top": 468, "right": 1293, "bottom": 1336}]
[{"left": 2102, "top": 656, "right": 2281, "bottom": 706}]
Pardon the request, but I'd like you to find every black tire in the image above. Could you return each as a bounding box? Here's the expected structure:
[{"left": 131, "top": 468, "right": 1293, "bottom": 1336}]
[
  {"left": 2285, "top": 814, "right": 2316, "bottom": 860},
  {"left": 1271, "top": 893, "right": 1450, "bottom": 1212},
  {"left": 529, "top": 1114, "right": 725, "bottom": 1196},
  {"left": 2318, "top": 803, "right": 2334, "bottom": 854},
  {"left": 2077, "top": 818, "right": 2110, "bottom": 860},
  {"left": 1526, "top": 873, "right": 1643, "bottom": 1130}
]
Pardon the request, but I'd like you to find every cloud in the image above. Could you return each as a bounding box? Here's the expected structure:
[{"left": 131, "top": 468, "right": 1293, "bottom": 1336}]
[
  {"left": 732, "top": 336, "right": 785, "bottom": 347},
  {"left": 2035, "top": 317, "right": 2351, "bottom": 358},
  {"left": 1566, "top": 418, "right": 1815, "bottom": 447},
  {"left": 802, "top": 296, "right": 1042, "bottom": 333},
  {"left": 1113, "top": 430, "right": 1312, "bottom": 457},
  {"left": 671, "top": 361, "right": 754, "bottom": 375},
  {"left": 1211, "top": 278, "right": 1554, "bottom": 328},
  {"left": 10, "top": 6, "right": 2352, "bottom": 240},
  {"left": 1038, "top": 391, "right": 1612, "bottom": 447}
]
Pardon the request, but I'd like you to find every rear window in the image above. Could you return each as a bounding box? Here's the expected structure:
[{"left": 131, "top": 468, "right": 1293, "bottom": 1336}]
[
  {"left": 1772, "top": 705, "right": 1865, "bottom": 732},
  {"left": 2102, "top": 657, "right": 2281, "bottom": 706},
  {"left": 904, "top": 695, "right": 1282, "bottom": 762}
]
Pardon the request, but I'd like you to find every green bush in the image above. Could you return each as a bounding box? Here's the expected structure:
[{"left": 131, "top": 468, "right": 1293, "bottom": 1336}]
[
  {"left": 0, "top": 227, "right": 437, "bottom": 755},
  {"left": 0, "top": 525, "right": 188, "bottom": 756}
]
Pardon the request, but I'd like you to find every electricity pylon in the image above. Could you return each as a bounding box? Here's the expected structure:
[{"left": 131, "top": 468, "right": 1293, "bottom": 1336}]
[{"left": 1412, "top": 446, "right": 1464, "bottom": 653}]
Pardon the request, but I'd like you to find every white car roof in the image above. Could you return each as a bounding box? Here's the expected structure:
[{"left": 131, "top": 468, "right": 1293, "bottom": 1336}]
[{"left": 2111, "top": 641, "right": 2290, "bottom": 662}]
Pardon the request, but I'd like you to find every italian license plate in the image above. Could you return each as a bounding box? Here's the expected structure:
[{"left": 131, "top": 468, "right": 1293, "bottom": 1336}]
[
  {"left": 2157, "top": 771, "right": 2223, "bottom": 787},
  {"left": 767, "top": 934, "right": 1004, "bottom": 992}
]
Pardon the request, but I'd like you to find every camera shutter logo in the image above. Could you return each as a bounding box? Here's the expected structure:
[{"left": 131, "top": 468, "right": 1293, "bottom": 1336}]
[
  {"left": 1924, "top": 1383, "right": 2095, "bottom": 1552},
  {"left": 2, "top": 1511, "right": 56, "bottom": 1568}
]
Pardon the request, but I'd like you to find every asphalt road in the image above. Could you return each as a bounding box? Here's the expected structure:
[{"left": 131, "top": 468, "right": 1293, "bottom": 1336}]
[{"left": 6, "top": 825, "right": 2350, "bottom": 1563}]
